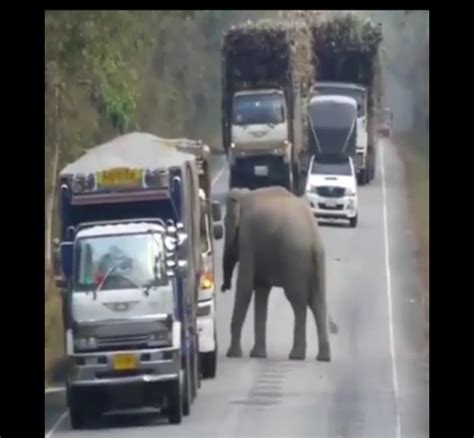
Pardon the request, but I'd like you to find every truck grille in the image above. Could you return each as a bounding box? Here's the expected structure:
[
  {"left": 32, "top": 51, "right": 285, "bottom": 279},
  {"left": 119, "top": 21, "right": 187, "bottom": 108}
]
[
  {"left": 318, "top": 203, "right": 344, "bottom": 211},
  {"left": 316, "top": 186, "right": 345, "bottom": 198},
  {"left": 95, "top": 333, "right": 170, "bottom": 351}
]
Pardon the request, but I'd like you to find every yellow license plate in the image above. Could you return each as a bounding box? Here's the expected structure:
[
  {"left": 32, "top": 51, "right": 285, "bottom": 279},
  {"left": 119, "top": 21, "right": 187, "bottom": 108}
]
[
  {"left": 113, "top": 353, "right": 138, "bottom": 371},
  {"left": 96, "top": 168, "right": 143, "bottom": 189}
]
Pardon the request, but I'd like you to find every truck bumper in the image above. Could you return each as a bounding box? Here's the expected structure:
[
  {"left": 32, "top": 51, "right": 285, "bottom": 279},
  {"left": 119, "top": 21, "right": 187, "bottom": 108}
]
[
  {"left": 67, "top": 347, "right": 180, "bottom": 388},
  {"left": 197, "top": 299, "right": 216, "bottom": 353},
  {"left": 306, "top": 193, "right": 358, "bottom": 220},
  {"left": 232, "top": 155, "right": 291, "bottom": 189}
]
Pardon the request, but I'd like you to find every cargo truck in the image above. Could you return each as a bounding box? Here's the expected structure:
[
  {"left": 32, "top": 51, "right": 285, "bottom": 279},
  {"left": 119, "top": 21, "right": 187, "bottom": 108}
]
[
  {"left": 221, "top": 22, "right": 307, "bottom": 194},
  {"left": 309, "top": 14, "right": 383, "bottom": 185},
  {"left": 53, "top": 133, "right": 210, "bottom": 427}
]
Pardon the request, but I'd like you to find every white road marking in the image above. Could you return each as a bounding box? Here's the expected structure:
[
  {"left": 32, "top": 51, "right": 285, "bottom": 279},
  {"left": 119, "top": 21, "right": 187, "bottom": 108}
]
[
  {"left": 212, "top": 163, "right": 226, "bottom": 186},
  {"left": 45, "top": 410, "right": 68, "bottom": 438},
  {"left": 380, "top": 142, "right": 402, "bottom": 438}
]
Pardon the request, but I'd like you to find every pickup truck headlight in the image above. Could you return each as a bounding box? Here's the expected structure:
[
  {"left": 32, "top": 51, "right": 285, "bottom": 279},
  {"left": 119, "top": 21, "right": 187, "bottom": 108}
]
[{"left": 345, "top": 187, "right": 356, "bottom": 196}]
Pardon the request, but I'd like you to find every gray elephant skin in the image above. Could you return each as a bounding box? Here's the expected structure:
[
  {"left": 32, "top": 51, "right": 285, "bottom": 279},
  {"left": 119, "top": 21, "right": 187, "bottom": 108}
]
[{"left": 221, "top": 186, "right": 332, "bottom": 362}]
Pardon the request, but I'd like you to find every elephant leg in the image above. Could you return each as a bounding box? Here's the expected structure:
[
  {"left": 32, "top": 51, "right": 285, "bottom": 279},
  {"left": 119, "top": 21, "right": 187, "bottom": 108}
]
[
  {"left": 288, "top": 299, "right": 307, "bottom": 360},
  {"left": 309, "top": 298, "right": 331, "bottom": 362},
  {"left": 250, "top": 284, "right": 271, "bottom": 358},
  {"left": 227, "top": 260, "right": 254, "bottom": 358}
]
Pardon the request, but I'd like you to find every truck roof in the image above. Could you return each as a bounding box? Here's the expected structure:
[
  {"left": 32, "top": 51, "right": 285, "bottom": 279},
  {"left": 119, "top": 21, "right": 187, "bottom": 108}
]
[
  {"left": 309, "top": 95, "right": 358, "bottom": 107},
  {"left": 60, "top": 132, "right": 196, "bottom": 177},
  {"left": 234, "top": 89, "right": 284, "bottom": 97},
  {"left": 312, "top": 82, "right": 366, "bottom": 92},
  {"left": 76, "top": 222, "right": 166, "bottom": 239}
]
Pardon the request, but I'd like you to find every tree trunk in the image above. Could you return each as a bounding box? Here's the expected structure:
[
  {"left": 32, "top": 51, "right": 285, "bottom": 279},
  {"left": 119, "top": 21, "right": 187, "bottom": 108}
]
[{"left": 45, "top": 85, "right": 61, "bottom": 268}]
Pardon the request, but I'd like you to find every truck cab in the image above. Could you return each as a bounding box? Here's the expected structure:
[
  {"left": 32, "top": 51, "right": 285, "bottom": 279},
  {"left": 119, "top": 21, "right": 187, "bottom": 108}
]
[
  {"left": 228, "top": 88, "right": 294, "bottom": 190},
  {"left": 57, "top": 220, "right": 187, "bottom": 426},
  {"left": 230, "top": 89, "right": 289, "bottom": 161},
  {"left": 311, "top": 82, "right": 370, "bottom": 184}
]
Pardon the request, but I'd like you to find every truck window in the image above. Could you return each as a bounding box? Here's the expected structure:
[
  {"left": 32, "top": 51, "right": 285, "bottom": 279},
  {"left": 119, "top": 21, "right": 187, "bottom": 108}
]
[
  {"left": 309, "top": 102, "right": 357, "bottom": 130},
  {"left": 232, "top": 93, "right": 285, "bottom": 125},
  {"left": 311, "top": 160, "right": 352, "bottom": 176},
  {"left": 74, "top": 233, "right": 169, "bottom": 291},
  {"left": 315, "top": 87, "right": 366, "bottom": 117}
]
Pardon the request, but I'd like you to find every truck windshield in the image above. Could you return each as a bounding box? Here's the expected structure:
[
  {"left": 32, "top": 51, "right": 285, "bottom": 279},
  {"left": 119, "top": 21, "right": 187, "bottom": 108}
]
[
  {"left": 311, "top": 160, "right": 352, "bottom": 176},
  {"left": 74, "top": 232, "right": 169, "bottom": 292},
  {"left": 232, "top": 93, "right": 285, "bottom": 125},
  {"left": 309, "top": 102, "right": 357, "bottom": 131},
  {"left": 315, "top": 86, "right": 366, "bottom": 117}
]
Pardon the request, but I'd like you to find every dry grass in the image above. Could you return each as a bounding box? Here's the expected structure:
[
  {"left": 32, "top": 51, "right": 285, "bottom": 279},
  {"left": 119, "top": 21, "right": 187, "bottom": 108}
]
[
  {"left": 45, "top": 265, "right": 65, "bottom": 386},
  {"left": 395, "top": 132, "right": 429, "bottom": 367}
]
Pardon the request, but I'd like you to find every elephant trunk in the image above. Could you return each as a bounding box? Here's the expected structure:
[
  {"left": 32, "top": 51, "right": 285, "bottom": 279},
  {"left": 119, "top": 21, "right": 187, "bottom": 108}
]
[{"left": 221, "top": 232, "right": 239, "bottom": 292}]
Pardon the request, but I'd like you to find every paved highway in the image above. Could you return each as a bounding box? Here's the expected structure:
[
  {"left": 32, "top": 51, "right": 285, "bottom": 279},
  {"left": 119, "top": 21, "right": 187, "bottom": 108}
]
[{"left": 45, "top": 140, "right": 428, "bottom": 437}]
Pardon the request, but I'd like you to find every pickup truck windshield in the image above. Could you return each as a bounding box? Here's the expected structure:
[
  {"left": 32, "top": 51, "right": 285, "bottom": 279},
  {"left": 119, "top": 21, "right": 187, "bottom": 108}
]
[
  {"left": 315, "top": 86, "right": 366, "bottom": 117},
  {"left": 74, "top": 232, "right": 169, "bottom": 292},
  {"left": 312, "top": 160, "right": 352, "bottom": 176},
  {"left": 232, "top": 93, "right": 285, "bottom": 125}
]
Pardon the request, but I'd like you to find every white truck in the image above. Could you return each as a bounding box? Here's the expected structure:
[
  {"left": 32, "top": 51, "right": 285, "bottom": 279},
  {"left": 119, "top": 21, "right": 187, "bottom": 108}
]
[{"left": 311, "top": 82, "right": 372, "bottom": 185}]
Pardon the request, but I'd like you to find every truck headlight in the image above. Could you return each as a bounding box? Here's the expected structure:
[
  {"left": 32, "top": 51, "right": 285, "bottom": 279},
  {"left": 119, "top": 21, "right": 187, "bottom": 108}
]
[
  {"left": 71, "top": 173, "right": 96, "bottom": 194},
  {"left": 345, "top": 188, "right": 356, "bottom": 196},
  {"left": 75, "top": 337, "right": 97, "bottom": 351},
  {"left": 148, "top": 330, "right": 170, "bottom": 346}
]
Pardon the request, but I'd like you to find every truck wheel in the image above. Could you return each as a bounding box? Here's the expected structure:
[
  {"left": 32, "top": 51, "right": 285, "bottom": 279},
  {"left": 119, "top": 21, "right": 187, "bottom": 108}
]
[
  {"left": 357, "top": 171, "right": 366, "bottom": 186},
  {"left": 183, "top": 365, "right": 192, "bottom": 416},
  {"left": 69, "top": 388, "right": 87, "bottom": 430},
  {"left": 201, "top": 350, "right": 217, "bottom": 379},
  {"left": 167, "top": 376, "right": 183, "bottom": 424},
  {"left": 349, "top": 215, "right": 358, "bottom": 228},
  {"left": 370, "top": 162, "right": 376, "bottom": 181},
  {"left": 191, "top": 335, "right": 200, "bottom": 400}
]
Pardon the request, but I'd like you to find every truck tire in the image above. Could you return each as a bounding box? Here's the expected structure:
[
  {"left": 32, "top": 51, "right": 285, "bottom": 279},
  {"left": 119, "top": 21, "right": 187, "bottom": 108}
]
[
  {"left": 183, "top": 364, "right": 192, "bottom": 416},
  {"left": 191, "top": 334, "right": 200, "bottom": 400},
  {"left": 166, "top": 376, "right": 183, "bottom": 424},
  {"left": 357, "top": 170, "right": 367, "bottom": 186},
  {"left": 69, "top": 388, "right": 87, "bottom": 430},
  {"left": 201, "top": 350, "right": 217, "bottom": 379},
  {"left": 349, "top": 214, "right": 358, "bottom": 228}
]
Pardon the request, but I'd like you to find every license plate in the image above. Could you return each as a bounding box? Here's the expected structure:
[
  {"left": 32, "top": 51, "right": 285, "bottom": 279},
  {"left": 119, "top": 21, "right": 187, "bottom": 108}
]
[
  {"left": 96, "top": 168, "right": 143, "bottom": 189},
  {"left": 325, "top": 200, "right": 338, "bottom": 208},
  {"left": 254, "top": 166, "right": 268, "bottom": 176},
  {"left": 113, "top": 353, "right": 138, "bottom": 371}
]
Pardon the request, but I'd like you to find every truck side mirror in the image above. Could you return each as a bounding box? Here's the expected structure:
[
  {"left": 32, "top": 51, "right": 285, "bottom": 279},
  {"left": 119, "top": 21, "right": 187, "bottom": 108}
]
[
  {"left": 213, "top": 224, "right": 224, "bottom": 240},
  {"left": 60, "top": 242, "right": 74, "bottom": 279},
  {"left": 211, "top": 201, "right": 222, "bottom": 222}
]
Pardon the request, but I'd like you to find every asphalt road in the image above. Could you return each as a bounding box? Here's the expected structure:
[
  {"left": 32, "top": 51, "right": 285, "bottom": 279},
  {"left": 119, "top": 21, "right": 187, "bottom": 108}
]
[{"left": 45, "top": 140, "right": 429, "bottom": 437}]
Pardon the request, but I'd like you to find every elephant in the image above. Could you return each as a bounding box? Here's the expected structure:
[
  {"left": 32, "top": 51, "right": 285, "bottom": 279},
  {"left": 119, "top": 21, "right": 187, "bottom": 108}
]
[{"left": 221, "top": 186, "right": 333, "bottom": 362}]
